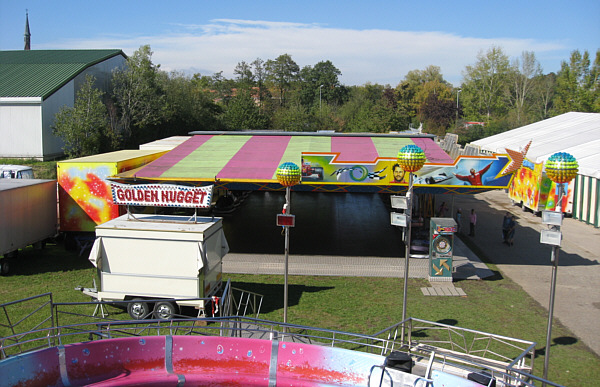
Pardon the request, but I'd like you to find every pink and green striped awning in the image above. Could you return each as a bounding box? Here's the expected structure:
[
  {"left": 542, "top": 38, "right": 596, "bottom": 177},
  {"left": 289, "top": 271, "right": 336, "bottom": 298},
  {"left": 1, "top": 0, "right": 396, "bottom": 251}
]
[
  {"left": 118, "top": 132, "right": 454, "bottom": 193},
  {"left": 130, "top": 133, "right": 449, "bottom": 178}
]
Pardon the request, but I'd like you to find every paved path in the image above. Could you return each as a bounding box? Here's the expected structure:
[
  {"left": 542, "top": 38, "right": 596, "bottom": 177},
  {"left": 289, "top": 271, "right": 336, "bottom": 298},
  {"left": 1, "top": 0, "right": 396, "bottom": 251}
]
[
  {"left": 224, "top": 235, "right": 493, "bottom": 280},
  {"left": 451, "top": 190, "right": 600, "bottom": 356}
]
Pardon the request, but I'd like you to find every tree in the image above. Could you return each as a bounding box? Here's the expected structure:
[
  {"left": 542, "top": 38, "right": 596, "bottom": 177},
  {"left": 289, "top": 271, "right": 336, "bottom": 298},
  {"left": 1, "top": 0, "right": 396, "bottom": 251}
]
[
  {"left": 265, "top": 54, "right": 300, "bottom": 105},
  {"left": 462, "top": 46, "right": 511, "bottom": 119},
  {"left": 395, "top": 65, "right": 448, "bottom": 123},
  {"left": 160, "top": 71, "right": 223, "bottom": 135},
  {"left": 338, "top": 85, "right": 409, "bottom": 133},
  {"left": 52, "top": 75, "right": 109, "bottom": 158},
  {"left": 271, "top": 102, "right": 314, "bottom": 131},
  {"left": 222, "top": 89, "right": 269, "bottom": 130},
  {"left": 299, "top": 60, "right": 347, "bottom": 108},
  {"left": 234, "top": 61, "right": 254, "bottom": 87},
  {"left": 110, "top": 45, "right": 167, "bottom": 147},
  {"left": 506, "top": 51, "right": 542, "bottom": 126},
  {"left": 553, "top": 49, "right": 600, "bottom": 114},
  {"left": 532, "top": 73, "right": 556, "bottom": 120},
  {"left": 419, "top": 92, "right": 456, "bottom": 135}
]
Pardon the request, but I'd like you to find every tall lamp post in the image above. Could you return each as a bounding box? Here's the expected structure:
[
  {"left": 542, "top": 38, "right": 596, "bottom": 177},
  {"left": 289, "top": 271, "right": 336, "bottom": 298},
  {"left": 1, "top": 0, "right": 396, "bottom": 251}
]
[
  {"left": 276, "top": 162, "right": 302, "bottom": 326},
  {"left": 396, "top": 145, "right": 426, "bottom": 340},
  {"left": 319, "top": 84, "right": 324, "bottom": 113},
  {"left": 541, "top": 152, "right": 578, "bottom": 384},
  {"left": 455, "top": 88, "right": 461, "bottom": 124}
]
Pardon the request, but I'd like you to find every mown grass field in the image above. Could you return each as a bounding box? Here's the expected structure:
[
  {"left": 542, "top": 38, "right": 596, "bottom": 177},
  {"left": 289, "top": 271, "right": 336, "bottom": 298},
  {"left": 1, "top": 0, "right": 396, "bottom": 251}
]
[{"left": 1, "top": 239, "right": 598, "bottom": 386}]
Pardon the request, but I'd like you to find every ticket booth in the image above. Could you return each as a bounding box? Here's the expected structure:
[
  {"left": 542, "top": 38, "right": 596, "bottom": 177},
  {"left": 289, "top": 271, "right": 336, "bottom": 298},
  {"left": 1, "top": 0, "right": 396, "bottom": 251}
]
[{"left": 429, "top": 218, "right": 457, "bottom": 282}]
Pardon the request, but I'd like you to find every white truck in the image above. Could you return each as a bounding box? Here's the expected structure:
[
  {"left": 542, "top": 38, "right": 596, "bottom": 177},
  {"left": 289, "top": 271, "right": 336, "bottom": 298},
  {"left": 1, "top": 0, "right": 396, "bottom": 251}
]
[
  {"left": 0, "top": 164, "right": 34, "bottom": 179},
  {"left": 0, "top": 179, "right": 58, "bottom": 275},
  {"left": 83, "top": 213, "right": 229, "bottom": 319}
]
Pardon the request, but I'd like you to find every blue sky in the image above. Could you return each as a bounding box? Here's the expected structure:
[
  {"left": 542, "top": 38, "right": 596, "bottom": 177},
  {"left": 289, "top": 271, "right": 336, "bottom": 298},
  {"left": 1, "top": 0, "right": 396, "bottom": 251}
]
[{"left": 1, "top": 1, "right": 598, "bottom": 86}]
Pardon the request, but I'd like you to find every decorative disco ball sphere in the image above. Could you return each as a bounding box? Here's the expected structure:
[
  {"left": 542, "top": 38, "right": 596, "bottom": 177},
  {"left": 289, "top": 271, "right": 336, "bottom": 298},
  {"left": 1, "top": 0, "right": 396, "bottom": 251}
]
[
  {"left": 397, "top": 145, "right": 426, "bottom": 173},
  {"left": 276, "top": 162, "right": 301, "bottom": 186},
  {"left": 546, "top": 152, "right": 578, "bottom": 183}
]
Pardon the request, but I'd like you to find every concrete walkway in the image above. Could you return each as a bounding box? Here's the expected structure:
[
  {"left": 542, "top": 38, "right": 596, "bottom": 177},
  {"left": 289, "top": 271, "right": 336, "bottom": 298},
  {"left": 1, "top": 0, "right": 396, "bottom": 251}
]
[{"left": 224, "top": 235, "right": 493, "bottom": 280}]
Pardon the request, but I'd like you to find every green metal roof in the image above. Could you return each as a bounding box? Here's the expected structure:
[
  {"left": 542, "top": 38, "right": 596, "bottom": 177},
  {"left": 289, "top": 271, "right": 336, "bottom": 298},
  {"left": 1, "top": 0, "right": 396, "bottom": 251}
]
[{"left": 0, "top": 49, "right": 126, "bottom": 99}]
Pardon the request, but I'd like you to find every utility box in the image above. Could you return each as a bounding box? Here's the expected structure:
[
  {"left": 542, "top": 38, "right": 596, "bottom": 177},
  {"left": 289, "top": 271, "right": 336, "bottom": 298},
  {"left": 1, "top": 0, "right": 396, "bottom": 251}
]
[
  {"left": 85, "top": 213, "right": 229, "bottom": 319},
  {"left": 428, "top": 217, "right": 457, "bottom": 282}
]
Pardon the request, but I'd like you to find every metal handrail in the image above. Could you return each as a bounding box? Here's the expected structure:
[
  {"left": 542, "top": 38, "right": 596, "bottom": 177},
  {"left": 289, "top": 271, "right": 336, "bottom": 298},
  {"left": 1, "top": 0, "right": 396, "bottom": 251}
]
[{"left": 0, "top": 294, "right": 562, "bottom": 387}]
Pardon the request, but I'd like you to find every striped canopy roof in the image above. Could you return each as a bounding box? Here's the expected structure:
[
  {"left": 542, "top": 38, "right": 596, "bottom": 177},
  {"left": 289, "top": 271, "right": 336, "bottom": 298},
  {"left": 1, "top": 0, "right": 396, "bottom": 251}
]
[{"left": 118, "top": 132, "right": 452, "bottom": 193}]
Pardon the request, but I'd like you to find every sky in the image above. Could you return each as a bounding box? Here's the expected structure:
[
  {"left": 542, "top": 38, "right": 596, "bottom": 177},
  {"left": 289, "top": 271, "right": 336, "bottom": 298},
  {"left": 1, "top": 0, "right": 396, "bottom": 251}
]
[{"left": 1, "top": 1, "right": 599, "bottom": 86}]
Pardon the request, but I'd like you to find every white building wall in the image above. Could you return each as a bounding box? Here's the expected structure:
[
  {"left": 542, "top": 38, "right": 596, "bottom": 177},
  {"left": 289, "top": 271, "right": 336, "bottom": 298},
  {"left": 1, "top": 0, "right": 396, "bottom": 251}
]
[{"left": 0, "top": 98, "right": 42, "bottom": 158}]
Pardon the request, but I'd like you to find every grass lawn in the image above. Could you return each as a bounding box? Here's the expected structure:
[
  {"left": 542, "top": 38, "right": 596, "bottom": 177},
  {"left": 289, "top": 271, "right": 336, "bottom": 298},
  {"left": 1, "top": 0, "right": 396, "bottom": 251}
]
[{"left": 1, "top": 239, "right": 599, "bottom": 386}]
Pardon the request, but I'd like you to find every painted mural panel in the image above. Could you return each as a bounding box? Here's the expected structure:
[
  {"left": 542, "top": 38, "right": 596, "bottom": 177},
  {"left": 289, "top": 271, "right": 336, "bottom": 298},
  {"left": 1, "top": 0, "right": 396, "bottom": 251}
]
[
  {"left": 508, "top": 158, "right": 574, "bottom": 214},
  {"left": 57, "top": 151, "right": 166, "bottom": 232},
  {"left": 301, "top": 153, "right": 513, "bottom": 189}
]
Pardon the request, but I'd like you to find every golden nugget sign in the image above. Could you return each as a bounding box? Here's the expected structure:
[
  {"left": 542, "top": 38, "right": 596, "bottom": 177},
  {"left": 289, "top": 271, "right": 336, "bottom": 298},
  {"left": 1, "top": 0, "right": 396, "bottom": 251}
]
[{"left": 110, "top": 183, "right": 213, "bottom": 208}]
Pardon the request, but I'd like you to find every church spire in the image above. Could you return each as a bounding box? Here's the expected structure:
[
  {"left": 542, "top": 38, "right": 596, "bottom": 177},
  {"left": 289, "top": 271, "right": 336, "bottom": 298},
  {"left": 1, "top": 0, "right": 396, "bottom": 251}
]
[{"left": 24, "top": 10, "right": 31, "bottom": 50}]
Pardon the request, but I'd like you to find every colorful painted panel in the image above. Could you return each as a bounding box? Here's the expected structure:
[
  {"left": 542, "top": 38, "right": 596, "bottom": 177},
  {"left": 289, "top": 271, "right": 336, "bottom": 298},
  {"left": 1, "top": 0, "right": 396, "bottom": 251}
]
[
  {"left": 301, "top": 153, "right": 513, "bottom": 189},
  {"left": 509, "top": 159, "right": 545, "bottom": 211},
  {"left": 57, "top": 150, "right": 166, "bottom": 232},
  {"left": 508, "top": 158, "right": 575, "bottom": 214},
  {"left": 545, "top": 180, "right": 574, "bottom": 213}
]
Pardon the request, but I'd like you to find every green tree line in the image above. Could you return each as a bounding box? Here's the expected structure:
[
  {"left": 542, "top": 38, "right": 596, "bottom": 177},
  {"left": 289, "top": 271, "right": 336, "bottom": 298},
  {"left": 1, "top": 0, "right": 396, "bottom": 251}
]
[{"left": 53, "top": 45, "right": 600, "bottom": 157}]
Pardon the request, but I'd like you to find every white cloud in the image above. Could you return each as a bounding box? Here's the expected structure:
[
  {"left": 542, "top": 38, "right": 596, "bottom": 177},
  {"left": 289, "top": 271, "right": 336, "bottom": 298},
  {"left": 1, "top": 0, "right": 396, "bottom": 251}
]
[{"left": 47, "top": 19, "right": 567, "bottom": 86}]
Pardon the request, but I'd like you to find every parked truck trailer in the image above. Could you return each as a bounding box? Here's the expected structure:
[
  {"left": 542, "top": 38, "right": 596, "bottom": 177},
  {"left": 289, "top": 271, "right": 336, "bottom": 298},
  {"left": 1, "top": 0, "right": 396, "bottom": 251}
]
[
  {"left": 0, "top": 179, "right": 58, "bottom": 275},
  {"left": 83, "top": 213, "right": 229, "bottom": 319}
]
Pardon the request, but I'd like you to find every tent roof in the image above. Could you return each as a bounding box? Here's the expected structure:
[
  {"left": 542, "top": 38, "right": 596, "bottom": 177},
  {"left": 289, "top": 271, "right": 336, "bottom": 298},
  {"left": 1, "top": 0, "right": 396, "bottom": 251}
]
[
  {"left": 117, "top": 131, "right": 455, "bottom": 193},
  {"left": 472, "top": 112, "right": 600, "bottom": 179}
]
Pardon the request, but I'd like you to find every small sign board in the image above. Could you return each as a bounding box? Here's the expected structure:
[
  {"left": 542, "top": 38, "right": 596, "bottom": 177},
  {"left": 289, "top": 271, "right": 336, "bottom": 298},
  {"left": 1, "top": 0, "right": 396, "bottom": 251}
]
[
  {"left": 277, "top": 214, "right": 296, "bottom": 227},
  {"left": 110, "top": 183, "right": 213, "bottom": 208}
]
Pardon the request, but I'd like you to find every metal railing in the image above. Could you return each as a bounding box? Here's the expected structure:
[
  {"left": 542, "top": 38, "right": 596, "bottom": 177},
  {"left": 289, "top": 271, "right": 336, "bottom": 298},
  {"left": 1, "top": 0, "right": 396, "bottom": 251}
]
[
  {"left": 0, "top": 292, "right": 56, "bottom": 358},
  {"left": 372, "top": 318, "right": 563, "bottom": 387},
  {"left": 0, "top": 294, "right": 563, "bottom": 387}
]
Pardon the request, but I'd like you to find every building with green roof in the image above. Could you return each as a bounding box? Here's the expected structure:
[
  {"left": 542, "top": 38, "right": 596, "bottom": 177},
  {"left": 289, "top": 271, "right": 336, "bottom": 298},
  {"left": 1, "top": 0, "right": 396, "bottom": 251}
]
[{"left": 0, "top": 49, "right": 126, "bottom": 160}]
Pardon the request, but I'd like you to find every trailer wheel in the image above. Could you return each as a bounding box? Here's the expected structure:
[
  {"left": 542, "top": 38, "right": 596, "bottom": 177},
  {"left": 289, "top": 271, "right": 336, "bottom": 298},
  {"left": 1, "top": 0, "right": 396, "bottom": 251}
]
[
  {"left": 127, "top": 299, "right": 150, "bottom": 320},
  {"left": 153, "top": 301, "right": 179, "bottom": 320},
  {"left": 0, "top": 260, "right": 9, "bottom": 276}
]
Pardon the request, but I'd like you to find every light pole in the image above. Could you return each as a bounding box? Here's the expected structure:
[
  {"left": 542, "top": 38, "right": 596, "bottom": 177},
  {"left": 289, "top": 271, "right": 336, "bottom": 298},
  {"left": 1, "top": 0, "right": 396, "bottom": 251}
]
[
  {"left": 276, "top": 162, "right": 302, "bottom": 326},
  {"left": 541, "top": 152, "right": 578, "bottom": 385},
  {"left": 319, "top": 84, "right": 324, "bottom": 113},
  {"left": 455, "top": 88, "right": 461, "bottom": 124},
  {"left": 396, "top": 145, "right": 426, "bottom": 341}
]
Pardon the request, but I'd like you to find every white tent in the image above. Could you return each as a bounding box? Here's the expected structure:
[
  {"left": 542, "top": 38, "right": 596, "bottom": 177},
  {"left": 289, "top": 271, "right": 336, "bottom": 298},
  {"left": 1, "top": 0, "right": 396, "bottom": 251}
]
[
  {"left": 472, "top": 112, "right": 600, "bottom": 227},
  {"left": 472, "top": 112, "right": 600, "bottom": 179}
]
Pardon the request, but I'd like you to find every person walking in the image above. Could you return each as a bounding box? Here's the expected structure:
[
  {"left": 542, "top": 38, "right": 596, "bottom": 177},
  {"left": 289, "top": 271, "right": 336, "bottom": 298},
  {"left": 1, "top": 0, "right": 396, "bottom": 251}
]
[
  {"left": 437, "top": 201, "right": 448, "bottom": 217},
  {"left": 506, "top": 215, "right": 517, "bottom": 246},
  {"left": 502, "top": 212, "right": 511, "bottom": 244},
  {"left": 469, "top": 208, "right": 477, "bottom": 236},
  {"left": 455, "top": 208, "right": 462, "bottom": 233}
]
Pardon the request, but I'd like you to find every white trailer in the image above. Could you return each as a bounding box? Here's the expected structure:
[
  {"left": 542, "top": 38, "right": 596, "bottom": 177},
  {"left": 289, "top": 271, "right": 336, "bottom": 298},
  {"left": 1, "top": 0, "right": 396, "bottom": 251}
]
[
  {"left": 0, "top": 179, "right": 58, "bottom": 275},
  {"left": 84, "top": 213, "right": 229, "bottom": 319}
]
